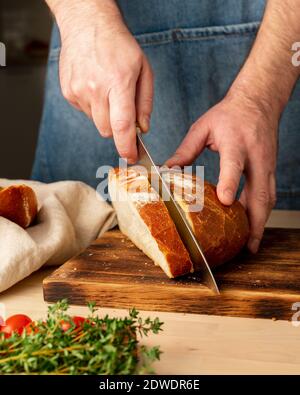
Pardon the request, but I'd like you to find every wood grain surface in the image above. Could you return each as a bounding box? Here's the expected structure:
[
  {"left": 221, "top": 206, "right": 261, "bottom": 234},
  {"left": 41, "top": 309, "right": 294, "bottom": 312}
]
[{"left": 43, "top": 228, "right": 300, "bottom": 320}]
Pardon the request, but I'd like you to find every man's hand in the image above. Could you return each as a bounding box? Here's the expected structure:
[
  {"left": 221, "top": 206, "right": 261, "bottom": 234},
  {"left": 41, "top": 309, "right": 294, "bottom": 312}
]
[
  {"left": 47, "top": 0, "right": 153, "bottom": 163},
  {"left": 168, "top": 0, "right": 300, "bottom": 253},
  {"left": 166, "top": 89, "right": 278, "bottom": 253}
]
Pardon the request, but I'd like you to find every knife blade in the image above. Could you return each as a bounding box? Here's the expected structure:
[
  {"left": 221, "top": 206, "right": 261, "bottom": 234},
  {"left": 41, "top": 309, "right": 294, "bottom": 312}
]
[{"left": 136, "top": 129, "right": 220, "bottom": 295}]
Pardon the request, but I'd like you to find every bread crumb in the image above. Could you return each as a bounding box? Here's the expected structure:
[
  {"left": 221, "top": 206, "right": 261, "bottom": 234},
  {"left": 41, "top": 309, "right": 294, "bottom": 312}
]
[{"left": 272, "top": 317, "right": 277, "bottom": 321}]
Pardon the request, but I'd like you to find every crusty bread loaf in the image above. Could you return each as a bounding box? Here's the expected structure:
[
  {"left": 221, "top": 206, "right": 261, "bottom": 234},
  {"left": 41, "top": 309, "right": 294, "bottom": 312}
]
[
  {"left": 109, "top": 167, "right": 249, "bottom": 278},
  {"left": 163, "top": 170, "right": 249, "bottom": 269},
  {"left": 108, "top": 167, "right": 193, "bottom": 278},
  {"left": 0, "top": 185, "right": 38, "bottom": 228}
]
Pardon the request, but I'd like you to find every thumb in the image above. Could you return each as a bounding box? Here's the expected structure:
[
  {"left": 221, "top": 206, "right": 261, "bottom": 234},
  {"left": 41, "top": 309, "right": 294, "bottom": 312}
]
[
  {"left": 165, "top": 120, "right": 209, "bottom": 167},
  {"left": 217, "top": 145, "right": 245, "bottom": 205}
]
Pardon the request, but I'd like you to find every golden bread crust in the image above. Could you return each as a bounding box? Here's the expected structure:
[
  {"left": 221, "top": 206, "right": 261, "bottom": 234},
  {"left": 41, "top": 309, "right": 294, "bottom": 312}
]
[{"left": 0, "top": 185, "right": 38, "bottom": 228}]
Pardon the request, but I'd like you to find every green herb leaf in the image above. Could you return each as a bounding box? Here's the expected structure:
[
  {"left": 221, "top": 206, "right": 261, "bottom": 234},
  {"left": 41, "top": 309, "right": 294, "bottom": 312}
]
[{"left": 0, "top": 300, "right": 163, "bottom": 375}]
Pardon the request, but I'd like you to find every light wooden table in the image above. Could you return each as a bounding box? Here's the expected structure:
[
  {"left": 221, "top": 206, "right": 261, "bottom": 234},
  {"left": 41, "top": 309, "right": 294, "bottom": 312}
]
[{"left": 1, "top": 210, "right": 300, "bottom": 375}]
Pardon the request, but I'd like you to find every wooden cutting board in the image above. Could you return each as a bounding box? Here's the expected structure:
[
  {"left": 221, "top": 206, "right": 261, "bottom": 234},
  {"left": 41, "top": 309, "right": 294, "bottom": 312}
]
[{"left": 43, "top": 228, "right": 300, "bottom": 320}]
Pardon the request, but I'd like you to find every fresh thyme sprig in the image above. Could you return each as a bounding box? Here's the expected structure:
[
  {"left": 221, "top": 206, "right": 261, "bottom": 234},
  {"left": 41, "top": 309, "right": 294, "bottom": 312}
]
[{"left": 0, "top": 300, "right": 163, "bottom": 375}]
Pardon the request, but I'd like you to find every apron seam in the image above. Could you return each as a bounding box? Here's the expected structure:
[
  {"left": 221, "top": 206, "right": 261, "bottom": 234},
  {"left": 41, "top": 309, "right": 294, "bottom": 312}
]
[{"left": 135, "top": 21, "right": 260, "bottom": 45}]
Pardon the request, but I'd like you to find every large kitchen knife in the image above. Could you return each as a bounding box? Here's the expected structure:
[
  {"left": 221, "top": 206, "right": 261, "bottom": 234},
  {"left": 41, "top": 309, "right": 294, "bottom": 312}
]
[{"left": 136, "top": 129, "right": 220, "bottom": 295}]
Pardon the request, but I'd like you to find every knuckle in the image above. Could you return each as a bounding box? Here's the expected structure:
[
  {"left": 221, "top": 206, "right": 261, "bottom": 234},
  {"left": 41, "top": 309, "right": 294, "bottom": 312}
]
[
  {"left": 256, "top": 189, "right": 270, "bottom": 207},
  {"left": 111, "top": 70, "right": 130, "bottom": 86},
  {"left": 188, "top": 123, "right": 200, "bottom": 137},
  {"left": 189, "top": 122, "right": 198, "bottom": 133},
  {"left": 110, "top": 64, "right": 139, "bottom": 88},
  {"left": 142, "top": 95, "right": 153, "bottom": 108},
  {"left": 86, "top": 79, "right": 99, "bottom": 95},
  {"left": 189, "top": 117, "right": 206, "bottom": 134},
  {"left": 228, "top": 157, "right": 244, "bottom": 173},
  {"left": 71, "top": 81, "right": 83, "bottom": 97},
  {"left": 112, "top": 119, "right": 132, "bottom": 133}
]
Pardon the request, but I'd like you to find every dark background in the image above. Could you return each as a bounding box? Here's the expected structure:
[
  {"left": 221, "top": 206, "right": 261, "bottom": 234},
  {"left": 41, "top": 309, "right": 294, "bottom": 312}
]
[{"left": 0, "top": 0, "right": 52, "bottom": 179}]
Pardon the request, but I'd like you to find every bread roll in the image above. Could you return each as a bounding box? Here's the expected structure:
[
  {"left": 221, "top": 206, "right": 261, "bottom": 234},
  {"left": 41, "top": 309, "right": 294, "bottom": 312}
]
[
  {"left": 109, "top": 167, "right": 249, "bottom": 278},
  {"left": 0, "top": 185, "right": 38, "bottom": 228}
]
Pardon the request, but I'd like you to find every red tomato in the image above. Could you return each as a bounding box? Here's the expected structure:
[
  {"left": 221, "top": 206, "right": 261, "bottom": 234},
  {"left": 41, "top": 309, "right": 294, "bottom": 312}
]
[
  {"left": 24, "top": 321, "right": 39, "bottom": 335},
  {"left": 60, "top": 316, "right": 85, "bottom": 332},
  {"left": 4, "top": 314, "right": 32, "bottom": 336},
  {"left": 72, "top": 316, "right": 85, "bottom": 328},
  {"left": 0, "top": 325, "right": 11, "bottom": 339},
  {"left": 60, "top": 320, "right": 72, "bottom": 332}
]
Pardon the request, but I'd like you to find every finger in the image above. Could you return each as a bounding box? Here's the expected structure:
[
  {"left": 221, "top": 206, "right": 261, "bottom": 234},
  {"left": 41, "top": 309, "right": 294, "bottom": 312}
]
[
  {"left": 269, "top": 172, "right": 277, "bottom": 209},
  {"left": 59, "top": 72, "right": 82, "bottom": 112},
  {"left": 69, "top": 67, "right": 92, "bottom": 118},
  {"left": 75, "top": 99, "right": 92, "bottom": 119},
  {"left": 165, "top": 119, "right": 209, "bottom": 167},
  {"left": 109, "top": 81, "right": 137, "bottom": 163},
  {"left": 238, "top": 188, "right": 247, "bottom": 210},
  {"left": 91, "top": 96, "right": 112, "bottom": 138},
  {"left": 217, "top": 145, "right": 245, "bottom": 205},
  {"left": 68, "top": 99, "right": 82, "bottom": 113},
  {"left": 246, "top": 169, "right": 275, "bottom": 253},
  {"left": 136, "top": 59, "right": 154, "bottom": 133}
]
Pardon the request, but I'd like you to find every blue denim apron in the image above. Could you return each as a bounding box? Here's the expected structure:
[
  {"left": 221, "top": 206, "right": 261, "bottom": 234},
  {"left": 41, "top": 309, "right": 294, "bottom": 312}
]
[{"left": 32, "top": 0, "right": 300, "bottom": 209}]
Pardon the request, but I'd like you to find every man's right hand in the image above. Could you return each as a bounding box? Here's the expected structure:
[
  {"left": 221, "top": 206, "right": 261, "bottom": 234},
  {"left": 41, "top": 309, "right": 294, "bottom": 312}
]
[{"left": 47, "top": 0, "right": 153, "bottom": 163}]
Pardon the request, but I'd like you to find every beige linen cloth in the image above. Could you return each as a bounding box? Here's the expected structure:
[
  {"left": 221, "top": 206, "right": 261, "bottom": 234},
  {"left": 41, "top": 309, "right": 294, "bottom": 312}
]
[{"left": 0, "top": 179, "right": 117, "bottom": 293}]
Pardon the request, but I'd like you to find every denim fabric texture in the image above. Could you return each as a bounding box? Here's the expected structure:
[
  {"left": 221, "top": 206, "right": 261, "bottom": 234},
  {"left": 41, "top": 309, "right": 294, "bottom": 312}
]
[{"left": 32, "top": 0, "right": 300, "bottom": 209}]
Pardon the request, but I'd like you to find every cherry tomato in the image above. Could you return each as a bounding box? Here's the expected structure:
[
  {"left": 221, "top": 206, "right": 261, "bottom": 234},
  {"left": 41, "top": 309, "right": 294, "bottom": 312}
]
[
  {"left": 4, "top": 314, "right": 32, "bottom": 336},
  {"left": 72, "top": 316, "right": 85, "bottom": 328},
  {"left": 60, "top": 320, "right": 72, "bottom": 332},
  {"left": 60, "top": 316, "right": 85, "bottom": 332},
  {"left": 0, "top": 325, "right": 11, "bottom": 339},
  {"left": 24, "top": 321, "right": 39, "bottom": 335}
]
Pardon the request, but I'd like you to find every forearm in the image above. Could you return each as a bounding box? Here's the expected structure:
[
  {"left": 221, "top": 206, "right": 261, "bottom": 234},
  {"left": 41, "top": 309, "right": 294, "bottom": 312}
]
[
  {"left": 229, "top": 0, "right": 300, "bottom": 116},
  {"left": 45, "top": 0, "right": 124, "bottom": 39}
]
